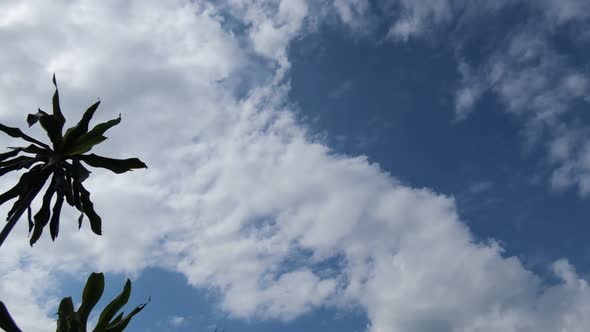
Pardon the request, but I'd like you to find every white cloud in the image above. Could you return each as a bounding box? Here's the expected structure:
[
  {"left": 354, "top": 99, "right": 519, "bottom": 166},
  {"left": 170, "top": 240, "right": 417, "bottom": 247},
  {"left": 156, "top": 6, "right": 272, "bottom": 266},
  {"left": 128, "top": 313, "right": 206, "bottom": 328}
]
[
  {"left": 417, "top": 1, "right": 590, "bottom": 195},
  {"left": 331, "top": 0, "right": 373, "bottom": 33},
  {"left": 455, "top": 25, "right": 590, "bottom": 194},
  {"left": 1, "top": 2, "right": 590, "bottom": 332},
  {"left": 382, "top": 0, "right": 452, "bottom": 40},
  {"left": 536, "top": 0, "right": 590, "bottom": 24},
  {"left": 454, "top": 61, "right": 484, "bottom": 121},
  {"left": 170, "top": 315, "right": 185, "bottom": 327},
  {"left": 467, "top": 181, "right": 494, "bottom": 194}
]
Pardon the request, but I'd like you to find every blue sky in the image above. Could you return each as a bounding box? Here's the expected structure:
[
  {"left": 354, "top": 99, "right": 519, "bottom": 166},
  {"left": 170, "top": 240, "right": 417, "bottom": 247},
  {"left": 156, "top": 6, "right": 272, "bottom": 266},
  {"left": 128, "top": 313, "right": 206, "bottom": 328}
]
[{"left": 1, "top": 1, "right": 590, "bottom": 331}]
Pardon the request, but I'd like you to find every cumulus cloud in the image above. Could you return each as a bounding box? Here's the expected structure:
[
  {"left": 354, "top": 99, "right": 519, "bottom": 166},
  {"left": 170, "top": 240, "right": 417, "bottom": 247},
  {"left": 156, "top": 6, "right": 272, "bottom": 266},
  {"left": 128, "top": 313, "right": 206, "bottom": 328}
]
[{"left": 1, "top": 1, "right": 590, "bottom": 332}]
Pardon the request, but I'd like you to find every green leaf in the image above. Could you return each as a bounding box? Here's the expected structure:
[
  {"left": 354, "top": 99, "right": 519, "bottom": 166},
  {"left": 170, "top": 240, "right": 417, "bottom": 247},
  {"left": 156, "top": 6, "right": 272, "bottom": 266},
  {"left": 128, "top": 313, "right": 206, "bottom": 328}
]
[
  {"left": 109, "top": 312, "right": 124, "bottom": 325},
  {"left": 27, "top": 107, "right": 64, "bottom": 150},
  {"left": 52, "top": 74, "right": 66, "bottom": 134},
  {"left": 29, "top": 175, "right": 57, "bottom": 246},
  {"left": 49, "top": 192, "right": 64, "bottom": 241},
  {"left": 66, "top": 115, "right": 120, "bottom": 156},
  {"left": 78, "top": 272, "right": 105, "bottom": 327},
  {"left": 76, "top": 154, "right": 147, "bottom": 174},
  {"left": 56, "top": 297, "right": 75, "bottom": 332},
  {"left": 0, "top": 301, "right": 22, "bottom": 332},
  {"left": 0, "top": 123, "right": 50, "bottom": 149},
  {"left": 94, "top": 279, "right": 132, "bottom": 331},
  {"left": 78, "top": 182, "right": 101, "bottom": 235},
  {"left": 39, "top": 113, "right": 63, "bottom": 149},
  {"left": 65, "top": 135, "right": 108, "bottom": 156},
  {"left": 103, "top": 297, "right": 149, "bottom": 332},
  {"left": 62, "top": 101, "right": 101, "bottom": 148}
]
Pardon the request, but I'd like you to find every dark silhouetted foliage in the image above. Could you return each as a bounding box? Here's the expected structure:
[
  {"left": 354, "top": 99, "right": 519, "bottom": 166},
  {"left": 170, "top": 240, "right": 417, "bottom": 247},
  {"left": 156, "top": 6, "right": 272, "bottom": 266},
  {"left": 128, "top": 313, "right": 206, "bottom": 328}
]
[
  {"left": 0, "top": 273, "right": 148, "bottom": 332},
  {"left": 0, "top": 75, "right": 147, "bottom": 247}
]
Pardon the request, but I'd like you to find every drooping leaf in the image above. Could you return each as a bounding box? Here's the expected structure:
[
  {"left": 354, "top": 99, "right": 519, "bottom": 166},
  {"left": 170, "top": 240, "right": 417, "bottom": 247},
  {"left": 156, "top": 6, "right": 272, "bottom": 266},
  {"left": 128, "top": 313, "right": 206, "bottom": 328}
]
[
  {"left": 6, "top": 197, "right": 22, "bottom": 222},
  {"left": 0, "top": 155, "right": 34, "bottom": 168},
  {"left": 71, "top": 159, "right": 91, "bottom": 182},
  {"left": 29, "top": 175, "right": 57, "bottom": 246},
  {"left": 0, "top": 156, "right": 36, "bottom": 177},
  {"left": 0, "top": 149, "right": 21, "bottom": 162},
  {"left": 72, "top": 180, "right": 82, "bottom": 213},
  {"left": 0, "top": 301, "right": 22, "bottom": 332},
  {"left": 54, "top": 167, "right": 74, "bottom": 206},
  {"left": 27, "top": 206, "right": 33, "bottom": 235},
  {"left": 94, "top": 279, "right": 132, "bottom": 330},
  {"left": 0, "top": 167, "right": 51, "bottom": 247},
  {"left": 49, "top": 192, "right": 64, "bottom": 240},
  {"left": 78, "top": 272, "right": 105, "bottom": 327},
  {"left": 62, "top": 100, "right": 101, "bottom": 148},
  {"left": 38, "top": 112, "right": 63, "bottom": 149},
  {"left": 78, "top": 211, "right": 84, "bottom": 229},
  {"left": 5, "top": 144, "right": 50, "bottom": 158},
  {"left": 103, "top": 297, "right": 150, "bottom": 332},
  {"left": 64, "top": 170, "right": 74, "bottom": 206},
  {"left": 78, "top": 182, "right": 101, "bottom": 235},
  {"left": 0, "top": 165, "right": 50, "bottom": 223},
  {"left": 5, "top": 166, "right": 46, "bottom": 220},
  {"left": 26, "top": 109, "right": 49, "bottom": 127},
  {"left": 53, "top": 167, "right": 67, "bottom": 192},
  {"left": 0, "top": 123, "right": 50, "bottom": 149},
  {"left": 76, "top": 154, "right": 147, "bottom": 174},
  {"left": 0, "top": 181, "right": 24, "bottom": 208},
  {"left": 73, "top": 180, "right": 84, "bottom": 229}
]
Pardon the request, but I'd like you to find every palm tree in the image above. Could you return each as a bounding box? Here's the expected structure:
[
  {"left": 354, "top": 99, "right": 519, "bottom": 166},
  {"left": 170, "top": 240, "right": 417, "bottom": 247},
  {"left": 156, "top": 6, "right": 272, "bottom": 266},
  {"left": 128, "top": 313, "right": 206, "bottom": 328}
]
[{"left": 0, "top": 75, "right": 147, "bottom": 247}]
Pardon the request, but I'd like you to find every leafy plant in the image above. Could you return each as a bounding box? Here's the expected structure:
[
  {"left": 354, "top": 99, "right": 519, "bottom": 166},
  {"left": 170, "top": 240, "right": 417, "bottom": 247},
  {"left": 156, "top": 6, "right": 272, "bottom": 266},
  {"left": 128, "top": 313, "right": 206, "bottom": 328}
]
[
  {"left": 0, "top": 272, "right": 149, "bottom": 332},
  {"left": 0, "top": 75, "right": 147, "bottom": 247}
]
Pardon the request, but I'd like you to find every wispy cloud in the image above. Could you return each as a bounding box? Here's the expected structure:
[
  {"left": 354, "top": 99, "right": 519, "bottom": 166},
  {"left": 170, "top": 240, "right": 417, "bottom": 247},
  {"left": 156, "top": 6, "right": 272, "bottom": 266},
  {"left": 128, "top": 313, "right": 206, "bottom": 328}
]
[
  {"left": 170, "top": 315, "right": 185, "bottom": 327},
  {"left": 371, "top": 0, "right": 590, "bottom": 195},
  {"left": 328, "top": 80, "right": 354, "bottom": 100}
]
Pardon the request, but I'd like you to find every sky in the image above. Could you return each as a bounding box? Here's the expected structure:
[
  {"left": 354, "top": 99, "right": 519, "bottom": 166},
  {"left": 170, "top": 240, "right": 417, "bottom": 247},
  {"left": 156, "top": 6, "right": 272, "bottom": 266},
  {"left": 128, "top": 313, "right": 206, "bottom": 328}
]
[{"left": 1, "top": 0, "right": 590, "bottom": 331}]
